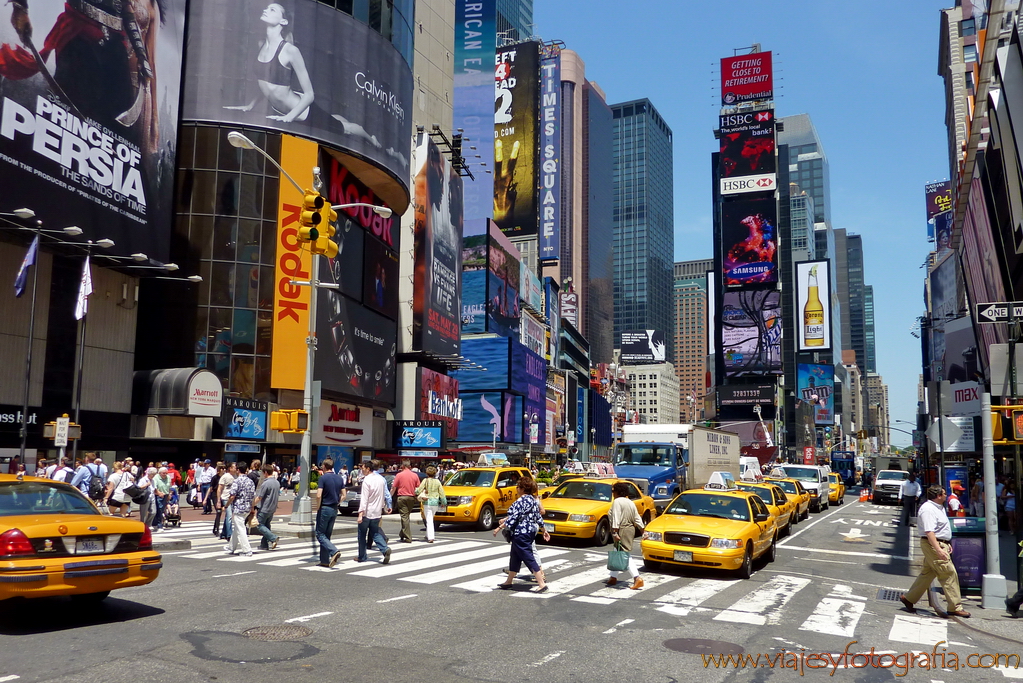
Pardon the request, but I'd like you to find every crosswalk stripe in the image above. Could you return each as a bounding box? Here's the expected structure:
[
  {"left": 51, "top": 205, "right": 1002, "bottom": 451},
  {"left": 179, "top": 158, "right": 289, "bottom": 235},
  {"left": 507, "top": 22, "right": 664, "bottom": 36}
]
[
  {"left": 451, "top": 558, "right": 572, "bottom": 592},
  {"left": 180, "top": 541, "right": 312, "bottom": 560},
  {"left": 799, "top": 597, "right": 867, "bottom": 636},
  {"left": 714, "top": 575, "right": 812, "bottom": 625},
  {"left": 513, "top": 566, "right": 611, "bottom": 599},
  {"left": 572, "top": 572, "right": 677, "bottom": 604},
  {"left": 328, "top": 541, "right": 484, "bottom": 573},
  {"left": 350, "top": 544, "right": 509, "bottom": 578},
  {"left": 403, "top": 548, "right": 570, "bottom": 585},
  {"left": 654, "top": 578, "right": 739, "bottom": 616},
  {"left": 888, "top": 613, "right": 948, "bottom": 646}
]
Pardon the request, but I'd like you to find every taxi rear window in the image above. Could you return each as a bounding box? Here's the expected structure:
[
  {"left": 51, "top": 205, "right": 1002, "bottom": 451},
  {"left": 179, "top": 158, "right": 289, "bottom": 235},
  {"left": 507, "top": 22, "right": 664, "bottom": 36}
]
[
  {"left": 665, "top": 493, "right": 750, "bottom": 522},
  {"left": 0, "top": 482, "right": 98, "bottom": 516},
  {"left": 550, "top": 481, "right": 612, "bottom": 501},
  {"left": 772, "top": 480, "right": 796, "bottom": 495},
  {"left": 737, "top": 485, "right": 772, "bottom": 505}
]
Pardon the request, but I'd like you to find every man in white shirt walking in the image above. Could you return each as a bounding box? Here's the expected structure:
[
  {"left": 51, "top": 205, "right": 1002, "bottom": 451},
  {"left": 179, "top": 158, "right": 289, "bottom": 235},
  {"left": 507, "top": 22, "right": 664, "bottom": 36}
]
[
  {"left": 356, "top": 460, "right": 392, "bottom": 564},
  {"left": 898, "top": 473, "right": 922, "bottom": 526},
  {"left": 900, "top": 485, "right": 970, "bottom": 618}
]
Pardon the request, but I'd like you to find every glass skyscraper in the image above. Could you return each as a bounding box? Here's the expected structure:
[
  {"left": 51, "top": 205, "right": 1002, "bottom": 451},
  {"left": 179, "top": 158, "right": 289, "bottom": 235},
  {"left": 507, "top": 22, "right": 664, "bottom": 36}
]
[
  {"left": 611, "top": 99, "right": 675, "bottom": 362},
  {"left": 778, "top": 114, "right": 830, "bottom": 226},
  {"left": 496, "top": 0, "right": 533, "bottom": 42}
]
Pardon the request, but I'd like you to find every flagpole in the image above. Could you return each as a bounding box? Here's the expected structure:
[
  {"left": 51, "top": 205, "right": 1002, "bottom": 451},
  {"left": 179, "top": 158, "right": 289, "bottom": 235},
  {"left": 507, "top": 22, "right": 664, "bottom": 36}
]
[
  {"left": 19, "top": 236, "right": 39, "bottom": 461},
  {"left": 71, "top": 253, "right": 93, "bottom": 464}
]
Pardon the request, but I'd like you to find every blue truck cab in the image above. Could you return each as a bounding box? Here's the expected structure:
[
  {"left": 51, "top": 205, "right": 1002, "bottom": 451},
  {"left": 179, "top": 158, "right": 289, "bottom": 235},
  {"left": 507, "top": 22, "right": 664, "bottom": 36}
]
[{"left": 612, "top": 442, "right": 688, "bottom": 512}]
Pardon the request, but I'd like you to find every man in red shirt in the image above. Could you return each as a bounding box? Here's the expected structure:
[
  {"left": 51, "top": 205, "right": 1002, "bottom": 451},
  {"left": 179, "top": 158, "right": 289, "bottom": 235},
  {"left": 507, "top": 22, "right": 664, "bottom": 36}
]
[
  {"left": 167, "top": 462, "right": 183, "bottom": 488},
  {"left": 390, "top": 461, "right": 421, "bottom": 543}
]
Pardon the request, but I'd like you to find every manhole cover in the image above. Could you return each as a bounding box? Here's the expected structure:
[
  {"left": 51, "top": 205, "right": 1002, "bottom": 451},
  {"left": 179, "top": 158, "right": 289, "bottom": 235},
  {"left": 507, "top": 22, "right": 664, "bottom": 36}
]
[
  {"left": 876, "top": 588, "right": 903, "bottom": 602},
  {"left": 243, "top": 625, "right": 313, "bottom": 641},
  {"left": 663, "top": 639, "right": 744, "bottom": 656}
]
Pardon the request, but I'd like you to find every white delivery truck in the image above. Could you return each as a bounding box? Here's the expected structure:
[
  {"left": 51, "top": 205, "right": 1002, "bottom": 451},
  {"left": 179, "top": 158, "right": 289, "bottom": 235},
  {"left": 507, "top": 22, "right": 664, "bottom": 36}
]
[{"left": 687, "top": 426, "right": 741, "bottom": 489}]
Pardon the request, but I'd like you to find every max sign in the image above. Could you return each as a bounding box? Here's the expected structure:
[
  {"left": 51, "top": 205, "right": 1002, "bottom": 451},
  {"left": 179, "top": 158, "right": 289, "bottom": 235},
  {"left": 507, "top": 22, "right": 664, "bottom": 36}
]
[{"left": 941, "top": 380, "right": 981, "bottom": 417}]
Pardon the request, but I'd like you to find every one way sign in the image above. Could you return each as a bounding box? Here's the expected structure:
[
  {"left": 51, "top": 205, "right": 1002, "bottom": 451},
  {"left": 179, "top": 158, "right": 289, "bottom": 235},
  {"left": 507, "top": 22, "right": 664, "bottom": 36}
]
[{"left": 977, "top": 301, "right": 1023, "bottom": 323}]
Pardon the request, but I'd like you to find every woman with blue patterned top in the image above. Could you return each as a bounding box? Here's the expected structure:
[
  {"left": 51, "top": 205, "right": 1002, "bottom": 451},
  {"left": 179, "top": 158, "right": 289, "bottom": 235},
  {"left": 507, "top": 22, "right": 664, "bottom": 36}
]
[{"left": 493, "top": 477, "right": 551, "bottom": 592}]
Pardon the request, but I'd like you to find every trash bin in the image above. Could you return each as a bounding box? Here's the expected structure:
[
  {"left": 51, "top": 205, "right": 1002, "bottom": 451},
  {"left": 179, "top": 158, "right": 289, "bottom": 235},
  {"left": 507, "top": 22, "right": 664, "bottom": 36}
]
[{"left": 950, "top": 516, "right": 986, "bottom": 592}]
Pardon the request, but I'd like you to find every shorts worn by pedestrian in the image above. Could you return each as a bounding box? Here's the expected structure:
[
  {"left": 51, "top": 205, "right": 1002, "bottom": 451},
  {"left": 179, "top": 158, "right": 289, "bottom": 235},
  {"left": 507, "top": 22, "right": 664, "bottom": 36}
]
[{"left": 901, "top": 486, "right": 970, "bottom": 618}]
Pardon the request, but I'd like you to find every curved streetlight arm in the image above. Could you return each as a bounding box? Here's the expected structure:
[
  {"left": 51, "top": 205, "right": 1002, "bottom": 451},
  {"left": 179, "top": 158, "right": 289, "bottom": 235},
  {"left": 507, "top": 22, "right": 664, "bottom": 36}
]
[
  {"left": 332, "top": 202, "right": 392, "bottom": 218},
  {"left": 227, "top": 131, "right": 304, "bottom": 194}
]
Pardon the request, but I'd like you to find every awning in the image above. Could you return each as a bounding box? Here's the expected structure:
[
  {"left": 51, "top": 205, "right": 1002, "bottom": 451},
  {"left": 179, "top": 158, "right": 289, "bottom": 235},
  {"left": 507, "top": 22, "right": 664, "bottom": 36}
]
[{"left": 132, "top": 368, "right": 224, "bottom": 417}]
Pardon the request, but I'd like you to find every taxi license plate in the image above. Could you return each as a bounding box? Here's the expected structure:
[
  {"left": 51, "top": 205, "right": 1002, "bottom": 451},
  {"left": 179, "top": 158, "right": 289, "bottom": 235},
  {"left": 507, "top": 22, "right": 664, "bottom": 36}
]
[
  {"left": 76, "top": 538, "right": 104, "bottom": 555},
  {"left": 673, "top": 550, "right": 693, "bottom": 563},
  {"left": 543, "top": 522, "right": 555, "bottom": 533}
]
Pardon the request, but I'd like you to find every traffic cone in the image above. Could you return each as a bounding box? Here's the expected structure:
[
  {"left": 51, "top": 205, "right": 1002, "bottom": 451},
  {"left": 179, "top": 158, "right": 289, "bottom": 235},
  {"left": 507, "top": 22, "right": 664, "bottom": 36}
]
[{"left": 859, "top": 489, "right": 869, "bottom": 502}]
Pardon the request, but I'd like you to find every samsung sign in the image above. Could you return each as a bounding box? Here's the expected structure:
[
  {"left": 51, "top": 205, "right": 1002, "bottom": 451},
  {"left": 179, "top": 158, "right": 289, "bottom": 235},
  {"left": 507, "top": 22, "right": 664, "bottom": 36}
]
[{"left": 721, "top": 173, "right": 776, "bottom": 195}]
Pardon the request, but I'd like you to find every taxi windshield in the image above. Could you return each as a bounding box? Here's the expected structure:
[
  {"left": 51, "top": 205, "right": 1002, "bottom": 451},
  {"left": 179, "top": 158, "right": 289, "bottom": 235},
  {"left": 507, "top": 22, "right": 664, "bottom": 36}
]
[
  {"left": 445, "top": 470, "right": 496, "bottom": 488},
  {"left": 664, "top": 493, "right": 750, "bottom": 522},
  {"left": 737, "top": 484, "right": 773, "bottom": 505},
  {"left": 0, "top": 481, "right": 98, "bottom": 516},
  {"left": 772, "top": 480, "right": 798, "bottom": 495},
  {"left": 552, "top": 474, "right": 583, "bottom": 487},
  {"left": 549, "top": 481, "right": 612, "bottom": 501},
  {"left": 778, "top": 467, "right": 819, "bottom": 482},
  {"left": 614, "top": 445, "right": 673, "bottom": 466}
]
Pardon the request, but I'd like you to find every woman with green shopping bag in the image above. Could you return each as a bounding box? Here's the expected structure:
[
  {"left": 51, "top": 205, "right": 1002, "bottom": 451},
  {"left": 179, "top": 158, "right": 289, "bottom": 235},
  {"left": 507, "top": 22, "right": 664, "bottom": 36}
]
[{"left": 607, "top": 481, "right": 645, "bottom": 590}]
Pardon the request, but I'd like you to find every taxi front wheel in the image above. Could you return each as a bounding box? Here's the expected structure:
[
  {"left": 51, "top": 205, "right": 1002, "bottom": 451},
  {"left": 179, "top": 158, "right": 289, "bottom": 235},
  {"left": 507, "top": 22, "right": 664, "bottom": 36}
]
[
  {"left": 766, "top": 535, "right": 777, "bottom": 563},
  {"left": 593, "top": 518, "right": 612, "bottom": 547},
  {"left": 477, "top": 504, "right": 496, "bottom": 531},
  {"left": 737, "top": 545, "right": 753, "bottom": 580}
]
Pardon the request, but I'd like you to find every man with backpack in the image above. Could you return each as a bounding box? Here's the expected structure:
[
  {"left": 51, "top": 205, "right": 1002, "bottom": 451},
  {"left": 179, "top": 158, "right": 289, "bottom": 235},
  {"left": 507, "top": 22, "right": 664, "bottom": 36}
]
[{"left": 70, "top": 453, "right": 108, "bottom": 502}]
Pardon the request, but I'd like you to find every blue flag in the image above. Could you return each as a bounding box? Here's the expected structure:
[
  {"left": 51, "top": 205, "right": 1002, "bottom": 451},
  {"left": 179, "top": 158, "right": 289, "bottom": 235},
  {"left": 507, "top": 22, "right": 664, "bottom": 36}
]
[{"left": 14, "top": 235, "right": 38, "bottom": 298}]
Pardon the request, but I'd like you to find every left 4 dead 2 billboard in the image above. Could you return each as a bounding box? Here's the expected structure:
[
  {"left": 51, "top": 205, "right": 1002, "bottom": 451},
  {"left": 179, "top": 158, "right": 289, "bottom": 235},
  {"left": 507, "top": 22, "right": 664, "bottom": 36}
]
[{"left": 0, "top": 1, "right": 188, "bottom": 261}]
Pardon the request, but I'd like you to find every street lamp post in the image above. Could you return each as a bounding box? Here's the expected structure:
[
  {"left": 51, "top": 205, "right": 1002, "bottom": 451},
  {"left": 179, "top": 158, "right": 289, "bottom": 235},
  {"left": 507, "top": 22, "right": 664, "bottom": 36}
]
[
  {"left": 227, "top": 131, "right": 391, "bottom": 524},
  {"left": 590, "top": 427, "right": 596, "bottom": 461}
]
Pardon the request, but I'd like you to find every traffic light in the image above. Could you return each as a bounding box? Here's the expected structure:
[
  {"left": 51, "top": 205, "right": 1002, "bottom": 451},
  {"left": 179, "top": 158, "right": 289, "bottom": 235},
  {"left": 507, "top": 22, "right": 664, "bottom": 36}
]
[
  {"left": 311, "top": 203, "right": 339, "bottom": 258},
  {"left": 1013, "top": 410, "right": 1023, "bottom": 441},
  {"left": 270, "top": 409, "right": 309, "bottom": 433},
  {"left": 299, "top": 191, "right": 324, "bottom": 242}
]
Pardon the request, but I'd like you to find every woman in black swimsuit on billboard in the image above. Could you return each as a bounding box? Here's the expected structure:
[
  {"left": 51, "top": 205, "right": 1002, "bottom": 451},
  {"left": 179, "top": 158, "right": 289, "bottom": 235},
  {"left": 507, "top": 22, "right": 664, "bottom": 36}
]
[{"left": 224, "top": 2, "right": 379, "bottom": 147}]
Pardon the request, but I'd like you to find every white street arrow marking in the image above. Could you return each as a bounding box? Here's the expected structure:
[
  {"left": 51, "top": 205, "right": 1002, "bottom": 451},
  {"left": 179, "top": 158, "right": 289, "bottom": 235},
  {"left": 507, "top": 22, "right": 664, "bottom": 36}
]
[
  {"left": 284, "top": 611, "right": 333, "bottom": 623},
  {"left": 841, "top": 528, "right": 869, "bottom": 542}
]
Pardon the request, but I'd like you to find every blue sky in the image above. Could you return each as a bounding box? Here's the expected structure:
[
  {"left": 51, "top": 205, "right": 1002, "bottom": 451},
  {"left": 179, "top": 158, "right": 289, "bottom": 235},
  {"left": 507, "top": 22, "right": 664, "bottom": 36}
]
[{"left": 535, "top": 1, "right": 949, "bottom": 445}]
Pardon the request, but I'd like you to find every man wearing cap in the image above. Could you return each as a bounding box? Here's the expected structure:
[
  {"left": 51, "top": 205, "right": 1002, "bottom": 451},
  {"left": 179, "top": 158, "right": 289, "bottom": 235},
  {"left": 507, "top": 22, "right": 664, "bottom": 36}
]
[
  {"left": 900, "top": 485, "right": 971, "bottom": 618},
  {"left": 947, "top": 484, "right": 965, "bottom": 516},
  {"left": 199, "top": 459, "right": 215, "bottom": 514}
]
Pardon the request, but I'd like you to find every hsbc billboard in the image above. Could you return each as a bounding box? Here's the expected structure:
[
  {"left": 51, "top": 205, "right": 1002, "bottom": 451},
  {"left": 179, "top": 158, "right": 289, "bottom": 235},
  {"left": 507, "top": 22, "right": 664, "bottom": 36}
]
[{"left": 721, "top": 173, "right": 777, "bottom": 195}]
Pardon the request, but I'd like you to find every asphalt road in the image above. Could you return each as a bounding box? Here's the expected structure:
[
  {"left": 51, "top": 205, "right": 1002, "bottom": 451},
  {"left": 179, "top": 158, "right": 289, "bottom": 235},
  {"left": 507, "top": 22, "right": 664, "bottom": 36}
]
[{"left": 0, "top": 498, "right": 1018, "bottom": 683}]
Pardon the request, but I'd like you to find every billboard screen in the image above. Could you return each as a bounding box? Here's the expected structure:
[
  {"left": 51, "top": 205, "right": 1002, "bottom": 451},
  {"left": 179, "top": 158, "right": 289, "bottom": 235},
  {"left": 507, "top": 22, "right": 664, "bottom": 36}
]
[
  {"left": 722, "top": 196, "right": 778, "bottom": 286},
  {"left": 363, "top": 236, "right": 400, "bottom": 320},
  {"left": 453, "top": 0, "right": 496, "bottom": 225},
  {"left": 487, "top": 222, "right": 521, "bottom": 338},
  {"left": 451, "top": 337, "right": 510, "bottom": 391},
  {"left": 510, "top": 341, "right": 546, "bottom": 398},
  {"left": 797, "top": 364, "right": 835, "bottom": 425},
  {"left": 520, "top": 312, "right": 546, "bottom": 357},
  {"left": 925, "top": 180, "right": 953, "bottom": 241},
  {"left": 272, "top": 136, "right": 317, "bottom": 390},
  {"left": 494, "top": 41, "right": 539, "bottom": 238},
  {"left": 721, "top": 290, "right": 782, "bottom": 376},
  {"left": 458, "top": 391, "right": 506, "bottom": 442},
  {"left": 538, "top": 48, "right": 561, "bottom": 260},
  {"left": 316, "top": 290, "right": 397, "bottom": 406},
  {"left": 392, "top": 421, "right": 445, "bottom": 449},
  {"left": 412, "top": 135, "right": 463, "bottom": 355},
  {"left": 0, "top": 0, "right": 187, "bottom": 261},
  {"left": 719, "top": 110, "right": 775, "bottom": 195},
  {"left": 419, "top": 367, "right": 461, "bottom": 440},
  {"left": 720, "top": 51, "right": 773, "bottom": 105},
  {"left": 719, "top": 384, "right": 775, "bottom": 406},
  {"left": 795, "top": 260, "right": 832, "bottom": 351},
  {"left": 220, "top": 397, "right": 268, "bottom": 440},
  {"left": 461, "top": 233, "right": 487, "bottom": 333},
  {"left": 521, "top": 260, "right": 543, "bottom": 312},
  {"left": 182, "top": 0, "right": 413, "bottom": 196},
  {"left": 621, "top": 330, "right": 667, "bottom": 364}
]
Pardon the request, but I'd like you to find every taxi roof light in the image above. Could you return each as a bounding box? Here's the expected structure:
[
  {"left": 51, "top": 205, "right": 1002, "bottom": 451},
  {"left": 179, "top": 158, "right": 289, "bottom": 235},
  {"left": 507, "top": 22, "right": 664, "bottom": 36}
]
[{"left": 704, "top": 472, "right": 738, "bottom": 491}]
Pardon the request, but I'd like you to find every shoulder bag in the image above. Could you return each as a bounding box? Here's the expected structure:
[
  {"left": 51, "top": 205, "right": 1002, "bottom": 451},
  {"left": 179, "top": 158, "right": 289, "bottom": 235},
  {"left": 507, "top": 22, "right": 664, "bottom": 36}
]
[{"left": 606, "top": 540, "right": 631, "bottom": 572}]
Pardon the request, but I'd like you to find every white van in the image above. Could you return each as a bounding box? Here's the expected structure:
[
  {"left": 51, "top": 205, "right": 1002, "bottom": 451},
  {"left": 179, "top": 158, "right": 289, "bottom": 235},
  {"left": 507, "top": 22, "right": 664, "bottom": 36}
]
[
  {"left": 739, "top": 456, "right": 764, "bottom": 482},
  {"left": 772, "top": 464, "right": 831, "bottom": 513}
]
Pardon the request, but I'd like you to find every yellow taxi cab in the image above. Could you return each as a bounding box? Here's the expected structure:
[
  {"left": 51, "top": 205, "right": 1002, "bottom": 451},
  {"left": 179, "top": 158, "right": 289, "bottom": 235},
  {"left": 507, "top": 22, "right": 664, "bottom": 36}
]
[
  {"left": 433, "top": 466, "right": 531, "bottom": 530},
  {"left": 539, "top": 472, "right": 586, "bottom": 499},
  {"left": 828, "top": 472, "right": 846, "bottom": 505},
  {"left": 641, "top": 472, "right": 778, "bottom": 579},
  {"left": 540, "top": 477, "right": 657, "bottom": 546},
  {"left": 0, "top": 475, "right": 161, "bottom": 603},
  {"left": 765, "top": 477, "right": 811, "bottom": 521},
  {"left": 737, "top": 481, "right": 796, "bottom": 536}
]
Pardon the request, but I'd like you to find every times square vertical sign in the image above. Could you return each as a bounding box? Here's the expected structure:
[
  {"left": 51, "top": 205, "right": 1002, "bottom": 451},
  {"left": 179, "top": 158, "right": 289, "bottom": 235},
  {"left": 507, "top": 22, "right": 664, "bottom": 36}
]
[{"left": 538, "top": 46, "right": 561, "bottom": 261}]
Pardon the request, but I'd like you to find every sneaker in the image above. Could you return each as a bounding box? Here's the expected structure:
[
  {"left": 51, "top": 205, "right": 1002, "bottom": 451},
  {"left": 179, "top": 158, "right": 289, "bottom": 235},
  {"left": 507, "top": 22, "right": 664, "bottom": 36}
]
[
  {"left": 243, "top": 551, "right": 253, "bottom": 557},
  {"left": 329, "top": 550, "right": 342, "bottom": 568},
  {"left": 383, "top": 548, "right": 392, "bottom": 565},
  {"left": 223, "top": 544, "right": 233, "bottom": 553},
  {"left": 270, "top": 539, "right": 278, "bottom": 550}
]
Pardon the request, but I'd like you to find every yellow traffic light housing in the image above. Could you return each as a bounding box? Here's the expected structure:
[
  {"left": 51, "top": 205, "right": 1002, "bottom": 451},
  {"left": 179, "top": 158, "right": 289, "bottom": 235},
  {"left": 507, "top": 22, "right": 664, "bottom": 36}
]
[
  {"left": 311, "top": 204, "right": 339, "bottom": 258},
  {"left": 1012, "top": 410, "right": 1023, "bottom": 441},
  {"left": 299, "top": 191, "right": 324, "bottom": 242},
  {"left": 270, "top": 409, "right": 309, "bottom": 433}
]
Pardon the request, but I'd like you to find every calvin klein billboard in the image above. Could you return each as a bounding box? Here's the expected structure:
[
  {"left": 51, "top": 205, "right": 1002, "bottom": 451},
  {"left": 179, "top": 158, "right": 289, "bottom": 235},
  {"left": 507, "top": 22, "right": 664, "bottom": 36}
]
[
  {"left": 182, "top": 0, "right": 413, "bottom": 195},
  {"left": 0, "top": 0, "right": 187, "bottom": 261}
]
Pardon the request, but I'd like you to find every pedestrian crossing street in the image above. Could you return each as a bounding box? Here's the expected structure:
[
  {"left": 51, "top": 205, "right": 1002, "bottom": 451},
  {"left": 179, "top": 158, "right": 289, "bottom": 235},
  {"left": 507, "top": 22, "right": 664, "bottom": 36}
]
[{"left": 159, "top": 521, "right": 950, "bottom": 645}]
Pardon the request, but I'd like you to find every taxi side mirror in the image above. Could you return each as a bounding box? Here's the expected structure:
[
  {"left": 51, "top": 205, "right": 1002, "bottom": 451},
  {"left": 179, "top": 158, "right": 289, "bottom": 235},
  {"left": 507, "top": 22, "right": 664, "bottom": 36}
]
[
  {"left": 541, "top": 490, "right": 551, "bottom": 499},
  {"left": 755, "top": 513, "right": 769, "bottom": 522}
]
